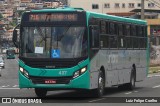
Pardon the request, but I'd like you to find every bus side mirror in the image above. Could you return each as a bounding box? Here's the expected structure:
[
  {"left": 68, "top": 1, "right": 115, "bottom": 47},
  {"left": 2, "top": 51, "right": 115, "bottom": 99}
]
[
  {"left": 13, "top": 29, "right": 18, "bottom": 48},
  {"left": 13, "top": 24, "right": 20, "bottom": 48}
]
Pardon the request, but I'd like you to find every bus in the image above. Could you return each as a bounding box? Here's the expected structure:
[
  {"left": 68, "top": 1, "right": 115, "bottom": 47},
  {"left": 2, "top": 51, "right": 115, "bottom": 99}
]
[
  {"left": 6, "top": 49, "right": 15, "bottom": 59},
  {"left": 13, "top": 7, "right": 149, "bottom": 97}
]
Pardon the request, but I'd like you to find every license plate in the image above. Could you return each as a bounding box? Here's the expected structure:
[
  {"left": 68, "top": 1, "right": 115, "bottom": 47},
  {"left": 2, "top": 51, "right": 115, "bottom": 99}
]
[{"left": 45, "top": 80, "right": 56, "bottom": 84}]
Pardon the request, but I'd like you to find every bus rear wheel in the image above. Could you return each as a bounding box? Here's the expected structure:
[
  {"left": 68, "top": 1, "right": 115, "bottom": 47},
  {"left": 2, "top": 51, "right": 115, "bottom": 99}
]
[
  {"left": 126, "top": 69, "right": 136, "bottom": 90},
  {"left": 35, "top": 88, "right": 47, "bottom": 97}
]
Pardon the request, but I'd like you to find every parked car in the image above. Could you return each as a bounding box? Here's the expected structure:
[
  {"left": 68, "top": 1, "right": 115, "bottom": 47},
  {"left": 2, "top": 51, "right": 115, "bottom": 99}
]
[
  {"left": 0, "top": 55, "right": 5, "bottom": 60},
  {"left": 0, "top": 57, "right": 5, "bottom": 69}
]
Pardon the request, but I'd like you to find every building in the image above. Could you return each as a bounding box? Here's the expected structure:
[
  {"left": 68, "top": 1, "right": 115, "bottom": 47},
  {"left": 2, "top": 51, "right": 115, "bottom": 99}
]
[
  {"left": 20, "top": 0, "right": 32, "bottom": 3},
  {"left": 69, "top": 0, "right": 160, "bottom": 44},
  {"left": 69, "top": 0, "right": 160, "bottom": 14},
  {"left": 1, "top": 8, "right": 13, "bottom": 19},
  {"left": 28, "top": 2, "right": 35, "bottom": 9},
  {"left": 35, "top": 2, "right": 43, "bottom": 8},
  {"left": 4, "top": 29, "right": 13, "bottom": 41},
  {"left": 0, "top": 21, "right": 5, "bottom": 36},
  {"left": 44, "top": 1, "right": 61, "bottom": 8},
  {"left": 0, "top": 21, "right": 6, "bottom": 50},
  {"left": 0, "top": 0, "right": 5, "bottom": 6},
  {"left": 14, "top": 0, "right": 21, "bottom": 7}
]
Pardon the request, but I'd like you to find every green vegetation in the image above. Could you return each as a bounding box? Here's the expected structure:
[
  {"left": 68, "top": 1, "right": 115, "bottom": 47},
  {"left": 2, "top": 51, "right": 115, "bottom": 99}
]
[
  {"left": 17, "top": 10, "right": 25, "bottom": 17},
  {"left": 149, "top": 66, "right": 160, "bottom": 74},
  {"left": 0, "top": 13, "right": 3, "bottom": 19},
  {"left": 9, "top": 20, "right": 17, "bottom": 27}
]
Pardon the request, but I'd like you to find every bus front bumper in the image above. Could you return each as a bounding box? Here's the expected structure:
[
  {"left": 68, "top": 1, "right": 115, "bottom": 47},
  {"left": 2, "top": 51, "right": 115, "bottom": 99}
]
[
  {"left": 19, "top": 70, "right": 90, "bottom": 90},
  {"left": 7, "top": 56, "right": 15, "bottom": 59}
]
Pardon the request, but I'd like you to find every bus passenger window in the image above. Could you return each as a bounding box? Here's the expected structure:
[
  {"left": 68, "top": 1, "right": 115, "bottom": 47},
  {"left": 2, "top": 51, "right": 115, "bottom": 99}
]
[
  {"left": 132, "top": 25, "right": 138, "bottom": 48},
  {"left": 118, "top": 24, "right": 123, "bottom": 36},
  {"left": 90, "top": 26, "right": 99, "bottom": 48},
  {"left": 100, "top": 21, "right": 106, "bottom": 34},
  {"left": 126, "top": 25, "right": 133, "bottom": 48},
  {"left": 118, "top": 24, "right": 125, "bottom": 48},
  {"left": 110, "top": 36, "right": 118, "bottom": 48},
  {"left": 109, "top": 23, "right": 115, "bottom": 35},
  {"left": 138, "top": 26, "right": 144, "bottom": 48},
  {"left": 100, "top": 35, "right": 109, "bottom": 48}
]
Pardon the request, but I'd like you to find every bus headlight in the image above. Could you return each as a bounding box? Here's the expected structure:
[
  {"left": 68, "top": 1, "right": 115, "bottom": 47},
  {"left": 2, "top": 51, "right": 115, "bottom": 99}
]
[
  {"left": 73, "top": 66, "right": 87, "bottom": 78},
  {"left": 20, "top": 67, "right": 24, "bottom": 73},
  {"left": 80, "top": 67, "right": 87, "bottom": 73},
  {"left": 19, "top": 67, "right": 29, "bottom": 78}
]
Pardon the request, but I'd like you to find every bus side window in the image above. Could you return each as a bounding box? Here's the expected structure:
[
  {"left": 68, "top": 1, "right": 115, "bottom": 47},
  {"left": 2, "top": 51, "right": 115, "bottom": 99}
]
[
  {"left": 100, "top": 20, "right": 106, "bottom": 34},
  {"left": 138, "top": 26, "right": 144, "bottom": 48},
  {"left": 126, "top": 25, "right": 132, "bottom": 48},
  {"left": 131, "top": 25, "right": 138, "bottom": 49},
  {"left": 143, "top": 26, "right": 147, "bottom": 48},
  {"left": 109, "top": 22, "right": 118, "bottom": 48},
  {"left": 118, "top": 24, "right": 125, "bottom": 48},
  {"left": 90, "top": 26, "right": 99, "bottom": 48}
]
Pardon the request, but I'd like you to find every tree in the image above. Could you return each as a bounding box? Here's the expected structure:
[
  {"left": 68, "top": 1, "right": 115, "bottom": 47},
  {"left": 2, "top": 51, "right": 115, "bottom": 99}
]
[
  {"left": 17, "top": 11, "right": 25, "bottom": 17},
  {"left": 0, "top": 13, "right": 3, "bottom": 19}
]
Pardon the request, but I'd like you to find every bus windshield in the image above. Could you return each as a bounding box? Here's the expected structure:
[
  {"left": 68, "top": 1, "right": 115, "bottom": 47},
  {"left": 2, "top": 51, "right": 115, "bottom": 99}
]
[
  {"left": 21, "top": 26, "right": 88, "bottom": 58},
  {"left": 6, "top": 50, "right": 15, "bottom": 55}
]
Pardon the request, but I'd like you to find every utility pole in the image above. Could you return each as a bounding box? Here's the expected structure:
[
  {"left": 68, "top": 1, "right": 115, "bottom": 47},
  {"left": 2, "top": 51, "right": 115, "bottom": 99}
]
[{"left": 141, "top": 0, "right": 145, "bottom": 19}]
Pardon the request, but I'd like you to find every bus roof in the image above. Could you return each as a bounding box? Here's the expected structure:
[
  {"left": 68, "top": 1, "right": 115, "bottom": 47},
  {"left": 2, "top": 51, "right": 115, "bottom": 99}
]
[
  {"left": 25, "top": 7, "right": 146, "bottom": 25},
  {"left": 86, "top": 11, "right": 147, "bottom": 25},
  {"left": 30, "top": 7, "right": 84, "bottom": 13}
]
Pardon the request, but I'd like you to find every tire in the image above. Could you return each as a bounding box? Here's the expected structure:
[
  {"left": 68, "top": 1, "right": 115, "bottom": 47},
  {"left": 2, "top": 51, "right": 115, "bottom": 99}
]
[
  {"left": 93, "top": 71, "right": 105, "bottom": 97},
  {"left": 35, "top": 88, "right": 47, "bottom": 97},
  {"left": 126, "top": 70, "right": 136, "bottom": 90}
]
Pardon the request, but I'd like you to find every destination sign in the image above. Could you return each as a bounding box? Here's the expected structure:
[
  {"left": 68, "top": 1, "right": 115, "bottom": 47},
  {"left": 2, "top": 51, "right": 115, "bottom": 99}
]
[{"left": 29, "top": 13, "right": 78, "bottom": 22}]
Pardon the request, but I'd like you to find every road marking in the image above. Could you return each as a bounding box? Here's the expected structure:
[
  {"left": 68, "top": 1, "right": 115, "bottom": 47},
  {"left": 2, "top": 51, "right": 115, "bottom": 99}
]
[
  {"left": 15, "top": 59, "right": 19, "bottom": 63},
  {"left": 12, "top": 85, "right": 19, "bottom": 87},
  {"left": 154, "top": 75, "right": 160, "bottom": 77},
  {"left": 1, "top": 85, "right": 10, "bottom": 88},
  {"left": 152, "top": 85, "right": 160, "bottom": 88},
  {"left": 134, "top": 91, "right": 138, "bottom": 93},
  {"left": 125, "top": 92, "right": 132, "bottom": 95},
  {"left": 0, "top": 88, "right": 20, "bottom": 90},
  {"left": 147, "top": 74, "right": 160, "bottom": 78},
  {"left": 89, "top": 98, "right": 105, "bottom": 103}
]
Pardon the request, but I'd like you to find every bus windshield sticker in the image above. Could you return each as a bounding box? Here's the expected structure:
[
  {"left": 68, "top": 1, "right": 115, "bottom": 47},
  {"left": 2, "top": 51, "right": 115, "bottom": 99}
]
[
  {"left": 52, "top": 49, "right": 60, "bottom": 58},
  {"left": 35, "top": 47, "right": 43, "bottom": 54}
]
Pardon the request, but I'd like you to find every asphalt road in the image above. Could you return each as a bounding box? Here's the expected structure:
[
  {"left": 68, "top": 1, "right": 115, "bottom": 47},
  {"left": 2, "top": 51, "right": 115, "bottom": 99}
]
[{"left": 0, "top": 55, "right": 160, "bottom": 104}]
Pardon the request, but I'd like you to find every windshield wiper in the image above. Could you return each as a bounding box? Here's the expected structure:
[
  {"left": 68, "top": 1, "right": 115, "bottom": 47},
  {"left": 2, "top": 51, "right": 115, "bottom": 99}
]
[
  {"left": 57, "top": 25, "right": 71, "bottom": 41},
  {"left": 36, "top": 27, "right": 46, "bottom": 45}
]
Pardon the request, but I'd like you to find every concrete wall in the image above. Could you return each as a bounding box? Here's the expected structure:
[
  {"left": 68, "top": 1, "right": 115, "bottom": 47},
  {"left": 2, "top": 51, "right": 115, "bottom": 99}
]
[{"left": 69, "top": 0, "right": 160, "bottom": 13}]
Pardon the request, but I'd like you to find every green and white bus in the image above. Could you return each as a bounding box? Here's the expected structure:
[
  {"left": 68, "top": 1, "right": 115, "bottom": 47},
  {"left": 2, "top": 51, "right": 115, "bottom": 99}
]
[
  {"left": 13, "top": 7, "right": 149, "bottom": 97},
  {"left": 6, "top": 49, "right": 16, "bottom": 59}
]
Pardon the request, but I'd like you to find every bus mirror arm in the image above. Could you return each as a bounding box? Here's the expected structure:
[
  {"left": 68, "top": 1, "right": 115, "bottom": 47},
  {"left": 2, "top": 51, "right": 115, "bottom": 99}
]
[
  {"left": 13, "top": 24, "right": 20, "bottom": 48},
  {"left": 13, "top": 30, "right": 18, "bottom": 48}
]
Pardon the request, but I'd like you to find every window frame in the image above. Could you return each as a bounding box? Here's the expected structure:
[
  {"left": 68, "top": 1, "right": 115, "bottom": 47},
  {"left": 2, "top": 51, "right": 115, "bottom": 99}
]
[
  {"left": 92, "top": 4, "right": 99, "bottom": 9},
  {"left": 104, "top": 3, "right": 110, "bottom": 8}
]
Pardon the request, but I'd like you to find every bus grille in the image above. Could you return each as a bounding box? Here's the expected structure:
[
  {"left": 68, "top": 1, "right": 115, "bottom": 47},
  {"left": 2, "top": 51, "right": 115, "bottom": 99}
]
[
  {"left": 19, "top": 57, "right": 87, "bottom": 69},
  {"left": 29, "top": 76, "right": 72, "bottom": 84}
]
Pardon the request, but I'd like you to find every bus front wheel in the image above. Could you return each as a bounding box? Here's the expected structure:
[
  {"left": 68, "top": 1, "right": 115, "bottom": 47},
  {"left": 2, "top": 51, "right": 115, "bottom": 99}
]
[
  {"left": 35, "top": 88, "right": 47, "bottom": 97},
  {"left": 93, "top": 71, "right": 105, "bottom": 97}
]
